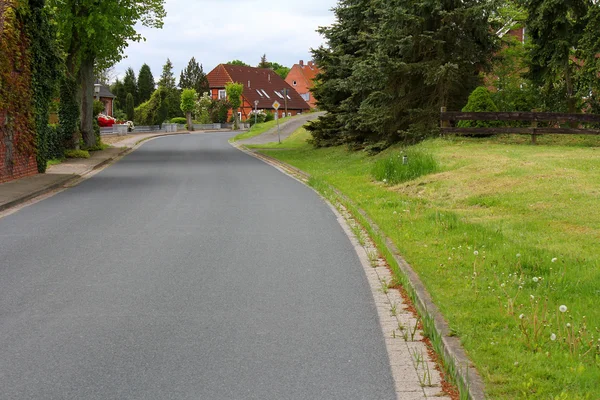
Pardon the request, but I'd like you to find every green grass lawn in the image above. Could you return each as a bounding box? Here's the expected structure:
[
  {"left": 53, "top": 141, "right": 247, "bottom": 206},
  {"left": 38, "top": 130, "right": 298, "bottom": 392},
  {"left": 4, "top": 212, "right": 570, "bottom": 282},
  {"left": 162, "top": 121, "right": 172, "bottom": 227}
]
[
  {"left": 255, "top": 131, "right": 600, "bottom": 399},
  {"left": 230, "top": 116, "right": 291, "bottom": 142}
]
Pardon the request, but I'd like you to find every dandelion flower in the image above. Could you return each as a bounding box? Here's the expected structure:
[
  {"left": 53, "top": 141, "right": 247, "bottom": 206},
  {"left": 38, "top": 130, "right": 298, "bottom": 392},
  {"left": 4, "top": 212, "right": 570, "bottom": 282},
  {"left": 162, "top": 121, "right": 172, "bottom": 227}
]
[
  {"left": 551, "top": 257, "right": 558, "bottom": 263},
  {"left": 559, "top": 305, "right": 567, "bottom": 313},
  {"left": 533, "top": 277, "right": 539, "bottom": 283},
  {"left": 550, "top": 333, "right": 556, "bottom": 341},
  {"left": 519, "top": 314, "right": 525, "bottom": 319},
  {"left": 474, "top": 250, "right": 479, "bottom": 256}
]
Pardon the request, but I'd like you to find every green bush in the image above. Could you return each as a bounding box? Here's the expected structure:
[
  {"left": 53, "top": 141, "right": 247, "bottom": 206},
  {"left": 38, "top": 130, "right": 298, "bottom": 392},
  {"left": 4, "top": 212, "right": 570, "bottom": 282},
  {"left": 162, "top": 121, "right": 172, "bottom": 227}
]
[
  {"left": 209, "top": 99, "right": 230, "bottom": 123},
  {"left": 170, "top": 117, "right": 187, "bottom": 124},
  {"left": 371, "top": 148, "right": 439, "bottom": 185},
  {"left": 134, "top": 88, "right": 168, "bottom": 126},
  {"left": 264, "top": 111, "right": 274, "bottom": 122},
  {"left": 64, "top": 149, "right": 90, "bottom": 159},
  {"left": 93, "top": 100, "right": 105, "bottom": 116},
  {"left": 457, "top": 86, "right": 501, "bottom": 128}
]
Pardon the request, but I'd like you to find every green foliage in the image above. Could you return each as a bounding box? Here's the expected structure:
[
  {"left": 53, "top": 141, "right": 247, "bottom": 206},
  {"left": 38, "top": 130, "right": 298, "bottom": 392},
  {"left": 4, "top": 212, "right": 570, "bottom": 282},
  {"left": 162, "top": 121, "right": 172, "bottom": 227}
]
[
  {"left": 64, "top": 149, "right": 90, "bottom": 159},
  {"left": 307, "top": 0, "right": 498, "bottom": 148},
  {"left": 256, "top": 55, "right": 290, "bottom": 78},
  {"left": 113, "top": 108, "right": 127, "bottom": 121},
  {"left": 93, "top": 100, "right": 105, "bottom": 116},
  {"left": 170, "top": 117, "right": 187, "bottom": 124},
  {"left": 111, "top": 78, "right": 127, "bottom": 111},
  {"left": 28, "top": 0, "right": 62, "bottom": 173},
  {"left": 137, "top": 63, "right": 155, "bottom": 104},
  {"left": 208, "top": 99, "right": 230, "bottom": 123},
  {"left": 457, "top": 87, "right": 501, "bottom": 128},
  {"left": 134, "top": 88, "right": 168, "bottom": 126},
  {"left": 227, "top": 60, "right": 250, "bottom": 67},
  {"left": 225, "top": 82, "right": 243, "bottom": 129},
  {"left": 180, "top": 88, "right": 196, "bottom": 113},
  {"left": 179, "top": 57, "right": 209, "bottom": 94},
  {"left": 157, "top": 58, "right": 182, "bottom": 119},
  {"left": 371, "top": 149, "right": 439, "bottom": 184},
  {"left": 157, "top": 58, "right": 176, "bottom": 90},
  {"left": 58, "top": 75, "right": 79, "bottom": 149},
  {"left": 123, "top": 67, "right": 138, "bottom": 105},
  {"left": 125, "top": 93, "right": 134, "bottom": 121}
]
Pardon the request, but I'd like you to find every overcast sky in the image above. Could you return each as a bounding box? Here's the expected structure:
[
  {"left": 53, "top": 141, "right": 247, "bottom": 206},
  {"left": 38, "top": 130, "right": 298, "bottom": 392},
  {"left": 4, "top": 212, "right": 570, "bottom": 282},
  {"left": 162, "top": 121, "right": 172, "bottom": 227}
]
[{"left": 112, "top": 0, "right": 338, "bottom": 83}]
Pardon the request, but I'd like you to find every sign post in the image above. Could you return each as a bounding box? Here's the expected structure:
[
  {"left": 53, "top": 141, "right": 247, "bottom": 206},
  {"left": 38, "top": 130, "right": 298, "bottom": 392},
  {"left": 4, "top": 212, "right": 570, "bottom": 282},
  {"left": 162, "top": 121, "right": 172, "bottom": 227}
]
[{"left": 272, "top": 101, "right": 281, "bottom": 143}]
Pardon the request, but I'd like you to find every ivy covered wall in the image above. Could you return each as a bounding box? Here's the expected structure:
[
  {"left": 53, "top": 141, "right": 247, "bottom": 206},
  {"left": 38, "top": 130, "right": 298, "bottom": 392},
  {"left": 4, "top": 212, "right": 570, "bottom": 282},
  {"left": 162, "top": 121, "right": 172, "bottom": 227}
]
[{"left": 0, "top": 0, "right": 37, "bottom": 183}]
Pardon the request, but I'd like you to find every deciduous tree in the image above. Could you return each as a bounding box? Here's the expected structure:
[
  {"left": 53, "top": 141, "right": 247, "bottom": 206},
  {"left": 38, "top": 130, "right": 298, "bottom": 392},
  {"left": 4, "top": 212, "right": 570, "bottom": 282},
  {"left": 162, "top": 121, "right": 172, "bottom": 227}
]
[
  {"left": 49, "top": 0, "right": 166, "bottom": 148},
  {"left": 180, "top": 88, "right": 197, "bottom": 130},
  {"left": 225, "top": 82, "right": 243, "bottom": 130}
]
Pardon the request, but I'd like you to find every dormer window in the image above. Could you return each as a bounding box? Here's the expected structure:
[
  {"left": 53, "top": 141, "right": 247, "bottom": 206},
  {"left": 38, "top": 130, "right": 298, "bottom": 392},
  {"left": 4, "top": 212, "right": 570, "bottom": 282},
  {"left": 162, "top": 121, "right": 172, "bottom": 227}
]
[{"left": 292, "top": 81, "right": 297, "bottom": 86}]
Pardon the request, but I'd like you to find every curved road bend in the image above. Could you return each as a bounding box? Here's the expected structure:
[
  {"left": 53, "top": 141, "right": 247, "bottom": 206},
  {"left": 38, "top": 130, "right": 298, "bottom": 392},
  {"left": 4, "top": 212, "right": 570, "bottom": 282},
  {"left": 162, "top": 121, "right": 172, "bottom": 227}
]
[{"left": 0, "top": 133, "right": 396, "bottom": 399}]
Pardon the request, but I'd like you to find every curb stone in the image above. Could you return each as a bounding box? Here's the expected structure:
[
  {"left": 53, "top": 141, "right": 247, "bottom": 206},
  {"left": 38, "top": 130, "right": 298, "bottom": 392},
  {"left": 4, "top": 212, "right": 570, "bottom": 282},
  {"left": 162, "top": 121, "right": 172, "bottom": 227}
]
[{"left": 234, "top": 143, "right": 486, "bottom": 400}]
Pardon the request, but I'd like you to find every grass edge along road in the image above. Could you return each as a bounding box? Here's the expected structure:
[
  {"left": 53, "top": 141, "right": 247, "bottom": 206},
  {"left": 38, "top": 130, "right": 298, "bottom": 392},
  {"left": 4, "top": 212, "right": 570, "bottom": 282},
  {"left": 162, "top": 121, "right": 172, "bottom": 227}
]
[
  {"left": 230, "top": 116, "right": 291, "bottom": 142},
  {"left": 247, "top": 128, "right": 600, "bottom": 399}
]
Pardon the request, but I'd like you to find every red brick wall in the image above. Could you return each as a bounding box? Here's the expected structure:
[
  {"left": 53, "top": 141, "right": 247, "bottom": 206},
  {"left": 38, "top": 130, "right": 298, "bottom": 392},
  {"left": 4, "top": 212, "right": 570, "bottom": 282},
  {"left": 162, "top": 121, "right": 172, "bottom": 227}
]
[
  {"left": 0, "top": 112, "right": 38, "bottom": 184},
  {"left": 285, "top": 64, "right": 318, "bottom": 109}
]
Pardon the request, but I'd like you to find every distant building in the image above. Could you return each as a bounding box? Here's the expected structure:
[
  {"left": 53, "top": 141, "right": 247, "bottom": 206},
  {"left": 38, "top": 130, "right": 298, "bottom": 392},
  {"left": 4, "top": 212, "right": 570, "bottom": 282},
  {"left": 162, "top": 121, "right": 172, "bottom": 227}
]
[
  {"left": 94, "top": 82, "right": 115, "bottom": 117},
  {"left": 206, "top": 64, "right": 310, "bottom": 121},
  {"left": 285, "top": 60, "right": 320, "bottom": 109}
]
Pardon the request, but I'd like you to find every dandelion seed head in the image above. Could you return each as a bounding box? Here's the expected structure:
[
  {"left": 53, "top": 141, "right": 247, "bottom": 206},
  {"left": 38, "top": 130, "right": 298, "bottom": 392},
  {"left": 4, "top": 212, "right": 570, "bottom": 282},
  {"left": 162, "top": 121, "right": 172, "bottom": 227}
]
[
  {"left": 567, "top": 323, "right": 571, "bottom": 328},
  {"left": 516, "top": 253, "right": 521, "bottom": 258},
  {"left": 530, "top": 295, "right": 535, "bottom": 300},
  {"left": 533, "top": 277, "right": 539, "bottom": 283},
  {"left": 559, "top": 305, "right": 567, "bottom": 313},
  {"left": 519, "top": 314, "right": 525, "bottom": 320},
  {"left": 474, "top": 250, "right": 479, "bottom": 256},
  {"left": 551, "top": 333, "right": 556, "bottom": 341},
  {"left": 551, "top": 257, "right": 558, "bottom": 263}
]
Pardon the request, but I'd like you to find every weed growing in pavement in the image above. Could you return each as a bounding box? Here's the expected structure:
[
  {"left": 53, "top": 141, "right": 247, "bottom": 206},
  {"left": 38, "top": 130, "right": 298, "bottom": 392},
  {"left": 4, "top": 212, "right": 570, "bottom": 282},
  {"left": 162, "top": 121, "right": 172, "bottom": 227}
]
[
  {"left": 380, "top": 278, "right": 389, "bottom": 294},
  {"left": 366, "top": 249, "right": 379, "bottom": 267},
  {"left": 390, "top": 302, "right": 398, "bottom": 316}
]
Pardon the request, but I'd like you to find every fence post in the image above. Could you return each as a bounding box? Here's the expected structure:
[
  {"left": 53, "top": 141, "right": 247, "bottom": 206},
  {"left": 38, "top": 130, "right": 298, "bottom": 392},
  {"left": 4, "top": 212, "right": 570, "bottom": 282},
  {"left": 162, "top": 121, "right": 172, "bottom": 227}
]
[
  {"left": 531, "top": 110, "right": 537, "bottom": 145},
  {"left": 440, "top": 107, "right": 450, "bottom": 136}
]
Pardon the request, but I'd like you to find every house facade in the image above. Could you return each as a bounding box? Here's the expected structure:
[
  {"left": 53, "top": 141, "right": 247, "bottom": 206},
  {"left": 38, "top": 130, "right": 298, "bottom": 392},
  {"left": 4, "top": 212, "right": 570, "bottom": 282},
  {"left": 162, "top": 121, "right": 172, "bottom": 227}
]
[
  {"left": 206, "top": 64, "right": 310, "bottom": 121},
  {"left": 95, "top": 83, "right": 115, "bottom": 117},
  {"left": 285, "top": 60, "right": 320, "bottom": 109}
]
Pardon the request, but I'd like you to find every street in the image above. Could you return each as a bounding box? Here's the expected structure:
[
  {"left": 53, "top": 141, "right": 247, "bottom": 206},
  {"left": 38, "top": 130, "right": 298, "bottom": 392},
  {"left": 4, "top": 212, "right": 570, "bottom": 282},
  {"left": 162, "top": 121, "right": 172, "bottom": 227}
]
[{"left": 0, "top": 133, "right": 396, "bottom": 399}]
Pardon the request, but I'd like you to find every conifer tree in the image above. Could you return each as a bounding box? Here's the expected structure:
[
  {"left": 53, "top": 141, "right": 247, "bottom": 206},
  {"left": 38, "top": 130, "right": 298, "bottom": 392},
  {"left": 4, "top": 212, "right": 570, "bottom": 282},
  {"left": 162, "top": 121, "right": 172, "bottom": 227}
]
[
  {"left": 137, "top": 64, "right": 155, "bottom": 105},
  {"left": 123, "top": 68, "right": 138, "bottom": 106},
  {"left": 179, "top": 57, "right": 209, "bottom": 95}
]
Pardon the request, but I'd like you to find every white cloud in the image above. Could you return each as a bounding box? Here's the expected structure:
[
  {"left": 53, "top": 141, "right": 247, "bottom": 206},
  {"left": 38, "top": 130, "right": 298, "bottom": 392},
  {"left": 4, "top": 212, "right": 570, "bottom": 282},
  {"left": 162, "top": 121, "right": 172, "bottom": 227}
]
[{"left": 112, "top": 0, "right": 337, "bottom": 83}]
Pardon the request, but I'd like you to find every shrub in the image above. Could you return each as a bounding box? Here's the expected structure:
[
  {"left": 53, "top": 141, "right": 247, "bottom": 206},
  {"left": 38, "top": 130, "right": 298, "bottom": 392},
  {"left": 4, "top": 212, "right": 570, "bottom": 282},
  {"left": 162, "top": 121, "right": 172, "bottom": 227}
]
[
  {"left": 457, "top": 86, "right": 501, "bottom": 129},
  {"left": 93, "top": 100, "right": 105, "bottom": 116},
  {"left": 134, "top": 88, "right": 168, "bottom": 127},
  {"left": 264, "top": 111, "right": 274, "bottom": 122},
  {"left": 371, "top": 148, "right": 439, "bottom": 185},
  {"left": 209, "top": 99, "right": 231, "bottom": 123},
  {"left": 170, "top": 117, "right": 187, "bottom": 124},
  {"left": 64, "top": 149, "right": 90, "bottom": 159}
]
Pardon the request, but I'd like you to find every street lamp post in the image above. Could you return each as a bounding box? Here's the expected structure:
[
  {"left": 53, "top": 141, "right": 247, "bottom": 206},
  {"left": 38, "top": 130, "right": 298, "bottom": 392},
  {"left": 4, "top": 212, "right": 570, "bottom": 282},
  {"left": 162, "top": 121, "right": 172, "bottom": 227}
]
[{"left": 254, "top": 100, "right": 259, "bottom": 126}]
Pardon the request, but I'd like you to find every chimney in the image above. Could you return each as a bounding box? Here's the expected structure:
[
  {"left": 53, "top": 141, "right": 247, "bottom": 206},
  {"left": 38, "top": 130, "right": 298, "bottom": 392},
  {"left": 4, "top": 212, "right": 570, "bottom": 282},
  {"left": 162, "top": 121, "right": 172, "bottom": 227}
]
[
  {"left": 299, "top": 60, "right": 304, "bottom": 66},
  {"left": 308, "top": 61, "right": 314, "bottom": 68}
]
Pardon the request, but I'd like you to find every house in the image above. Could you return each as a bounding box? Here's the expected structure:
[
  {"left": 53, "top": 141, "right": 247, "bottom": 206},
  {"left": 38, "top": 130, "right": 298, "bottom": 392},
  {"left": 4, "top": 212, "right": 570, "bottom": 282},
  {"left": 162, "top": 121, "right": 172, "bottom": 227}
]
[
  {"left": 285, "top": 60, "right": 320, "bottom": 109},
  {"left": 206, "top": 64, "right": 310, "bottom": 121},
  {"left": 94, "top": 82, "right": 115, "bottom": 118}
]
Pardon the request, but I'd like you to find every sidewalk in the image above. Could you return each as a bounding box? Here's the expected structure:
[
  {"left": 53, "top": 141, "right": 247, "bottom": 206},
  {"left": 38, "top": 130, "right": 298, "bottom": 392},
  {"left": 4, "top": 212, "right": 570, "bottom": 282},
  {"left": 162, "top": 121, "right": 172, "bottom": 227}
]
[{"left": 0, "top": 131, "right": 187, "bottom": 213}]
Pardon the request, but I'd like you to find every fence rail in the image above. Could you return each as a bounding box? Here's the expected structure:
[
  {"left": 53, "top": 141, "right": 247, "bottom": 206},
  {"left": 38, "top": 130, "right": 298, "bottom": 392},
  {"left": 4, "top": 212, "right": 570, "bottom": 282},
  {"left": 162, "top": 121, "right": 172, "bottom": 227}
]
[{"left": 440, "top": 108, "right": 600, "bottom": 143}]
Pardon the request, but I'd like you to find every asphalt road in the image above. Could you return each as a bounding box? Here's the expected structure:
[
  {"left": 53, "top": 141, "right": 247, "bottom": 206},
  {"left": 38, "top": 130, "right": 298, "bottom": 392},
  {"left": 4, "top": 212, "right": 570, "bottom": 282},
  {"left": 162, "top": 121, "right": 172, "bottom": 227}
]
[{"left": 0, "top": 133, "right": 396, "bottom": 399}]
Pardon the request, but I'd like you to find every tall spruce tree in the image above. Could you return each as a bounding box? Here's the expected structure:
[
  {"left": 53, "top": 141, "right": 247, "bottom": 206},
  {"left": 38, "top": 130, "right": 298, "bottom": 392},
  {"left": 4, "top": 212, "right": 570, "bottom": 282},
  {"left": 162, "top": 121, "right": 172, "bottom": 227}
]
[
  {"left": 123, "top": 67, "right": 138, "bottom": 106},
  {"left": 137, "top": 64, "right": 155, "bottom": 105},
  {"left": 179, "top": 57, "right": 209, "bottom": 95},
  {"left": 158, "top": 58, "right": 182, "bottom": 118},
  {"left": 307, "top": 0, "right": 497, "bottom": 148},
  {"left": 110, "top": 78, "right": 127, "bottom": 111}
]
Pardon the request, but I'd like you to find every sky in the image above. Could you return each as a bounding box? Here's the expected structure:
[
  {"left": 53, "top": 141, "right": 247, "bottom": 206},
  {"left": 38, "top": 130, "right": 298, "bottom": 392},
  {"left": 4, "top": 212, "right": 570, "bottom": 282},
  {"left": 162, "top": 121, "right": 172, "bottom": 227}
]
[{"left": 112, "top": 0, "right": 338, "bottom": 83}]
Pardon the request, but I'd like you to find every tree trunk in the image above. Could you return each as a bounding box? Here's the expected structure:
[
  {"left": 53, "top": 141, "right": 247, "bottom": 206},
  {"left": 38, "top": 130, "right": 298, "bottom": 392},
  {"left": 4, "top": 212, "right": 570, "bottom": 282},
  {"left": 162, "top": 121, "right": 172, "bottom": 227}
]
[
  {"left": 233, "top": 108, "right": 239, "bottom": 130},
  {"left": 79, "top": 55, "right": 96, "bottom": 148},
  {"left": 186, "top": 111, "right": 193, "bottom": 131}
]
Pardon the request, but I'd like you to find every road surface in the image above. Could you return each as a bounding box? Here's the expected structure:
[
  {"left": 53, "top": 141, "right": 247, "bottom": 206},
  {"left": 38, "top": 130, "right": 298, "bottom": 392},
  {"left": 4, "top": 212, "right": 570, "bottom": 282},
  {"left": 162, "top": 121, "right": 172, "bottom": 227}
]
[{"left": 0, "top": 133, "right": 395, "bottom": 399}]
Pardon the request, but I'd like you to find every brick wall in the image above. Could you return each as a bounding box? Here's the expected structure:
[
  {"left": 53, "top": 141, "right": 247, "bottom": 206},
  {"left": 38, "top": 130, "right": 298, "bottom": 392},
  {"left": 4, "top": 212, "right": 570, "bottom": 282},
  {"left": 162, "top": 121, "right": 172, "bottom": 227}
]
[{"left": 0, "top": 1, "right": 38, "bottom": 184}]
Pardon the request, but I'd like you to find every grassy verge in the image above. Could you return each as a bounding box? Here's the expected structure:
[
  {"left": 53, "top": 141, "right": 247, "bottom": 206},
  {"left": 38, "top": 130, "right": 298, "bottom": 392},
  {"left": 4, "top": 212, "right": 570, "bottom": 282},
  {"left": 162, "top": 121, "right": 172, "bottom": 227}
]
[
  {"left": 245, "top": 127, "right": 312, "bottom": 149},
  {"left": 230, "top": 116, "right": 291, "bottom": 142},
  {"left": 255, "top": 131, "right": 600, "bottom": 399}
]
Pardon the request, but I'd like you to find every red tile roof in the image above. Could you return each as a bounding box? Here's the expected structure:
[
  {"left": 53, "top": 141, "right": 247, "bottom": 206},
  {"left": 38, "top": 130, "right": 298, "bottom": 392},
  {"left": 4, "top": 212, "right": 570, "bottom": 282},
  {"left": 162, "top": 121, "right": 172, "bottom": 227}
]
[{"left": 207, "top": 64, "right": 310, "bottom": 110}]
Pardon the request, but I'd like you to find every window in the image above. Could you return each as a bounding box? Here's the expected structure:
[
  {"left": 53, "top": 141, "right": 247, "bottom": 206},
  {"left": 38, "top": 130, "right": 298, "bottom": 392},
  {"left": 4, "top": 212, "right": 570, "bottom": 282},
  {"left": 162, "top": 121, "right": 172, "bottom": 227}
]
[
  {"left": 256, "top": 89, "right": 263, "bottom": 97},
  {"left": 218, "top": 89, "right": 226, "bottom": 99},
  {"left": 287, "top": 112, "right": 292, "bottom": 117},
  {"left": 238, "top": 112, "right": 242, "bottom": 121},
  {"left": 301, "top": 93, "right": 310, "bottom": 101},
  {"left": 275, "top": 91, "right": 284, "bottom": 99},
  {"left": 292, "top": 80, "right": 297, "bottom": 86},
  {"left": 261, "top": 89, "right": 270, "bottom": 99}
]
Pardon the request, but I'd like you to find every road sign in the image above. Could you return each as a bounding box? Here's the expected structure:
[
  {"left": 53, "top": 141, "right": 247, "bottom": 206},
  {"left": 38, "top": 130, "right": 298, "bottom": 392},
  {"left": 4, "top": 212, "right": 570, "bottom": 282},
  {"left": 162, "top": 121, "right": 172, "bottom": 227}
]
[{"left": 272, "top": 101, "right": 280, "bottom": 110}]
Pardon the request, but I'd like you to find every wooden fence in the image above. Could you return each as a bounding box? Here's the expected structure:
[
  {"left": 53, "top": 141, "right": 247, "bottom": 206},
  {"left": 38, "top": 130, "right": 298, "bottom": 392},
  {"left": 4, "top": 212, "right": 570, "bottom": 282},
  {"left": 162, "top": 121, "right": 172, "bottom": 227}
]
[{"left": 440, "top": 107, "right": 600, "bottom": 143}]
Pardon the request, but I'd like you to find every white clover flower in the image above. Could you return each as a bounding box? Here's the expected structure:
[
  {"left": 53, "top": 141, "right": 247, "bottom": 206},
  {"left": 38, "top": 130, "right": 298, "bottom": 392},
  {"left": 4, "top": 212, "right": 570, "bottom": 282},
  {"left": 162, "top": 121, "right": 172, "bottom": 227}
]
[
  {"left": 559, "top": 305, "right": 567, "bottom": 313},
  {"left": 533, "top": 277, "right": 539, "bottom": 283},
  {"left": 501, "top": 283, "right": 506, "bottom": 288},
  {"left": 550, "top": 333, "right": 556, "bottom": 341},
  {"left": 551, "top": 258, "right": 558, "bottom": 263},
  {"left": 519, "top": 314, "right": 525, "bottom": 319},
  {"left": 474, "top": 250, "right": 479, "bottom": 256},
  {"left": 566, "top": 323, "right": 571, "bottom": 328}
]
